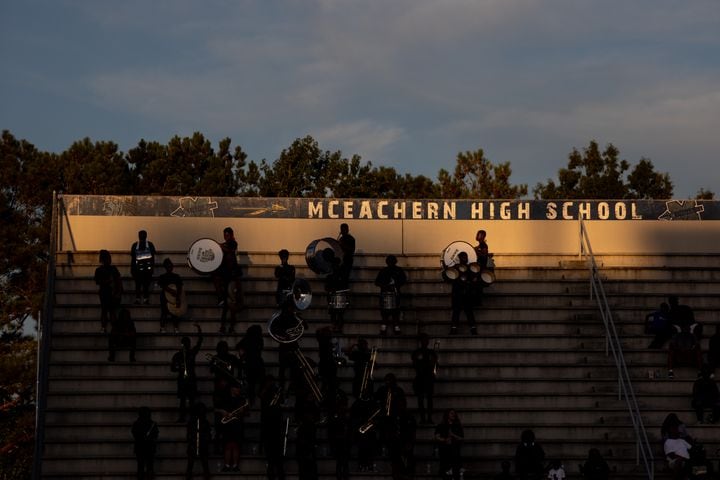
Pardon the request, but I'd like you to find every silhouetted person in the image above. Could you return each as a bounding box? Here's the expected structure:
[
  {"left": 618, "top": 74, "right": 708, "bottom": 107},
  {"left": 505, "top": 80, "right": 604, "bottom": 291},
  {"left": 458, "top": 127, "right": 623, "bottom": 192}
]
[
  {"left": 130, "top": 230, "right": 156, "bottom": 304},
  {"left": 515, "top": 429, "right": 545, "bottom": 480},
  {"left": 131, "top": 407, "right": 159, "bottom": 480}
]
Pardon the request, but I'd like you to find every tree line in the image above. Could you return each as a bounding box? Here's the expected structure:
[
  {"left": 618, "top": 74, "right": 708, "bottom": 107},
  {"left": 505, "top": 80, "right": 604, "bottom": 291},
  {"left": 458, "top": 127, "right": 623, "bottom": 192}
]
[{"left": 0, "top": 127, "right": 707, "bottom": 479}]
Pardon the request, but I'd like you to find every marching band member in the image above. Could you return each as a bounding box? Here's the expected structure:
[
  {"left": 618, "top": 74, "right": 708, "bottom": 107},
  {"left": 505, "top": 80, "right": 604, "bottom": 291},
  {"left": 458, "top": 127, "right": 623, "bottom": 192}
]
[
  {"left": 449, "top": 251, "right": 477, "bottom": 335},
  {"left": 348, "top": 337, "right": 372, "bottom": 399},
  {"left": 212, "top": 227, "right": 240, "bottom": 306},
  {"left": 185, "top": 402, "right": 212, "bottom": 480},
  {"left": 131, "top": 406, "right": 159, "bottom": 480},
  {"left": 324, "top": 250, "right": 347, "bottom": 333},
  {"left": 108, "top": 307, "right": 136, "bottom": 362},
  {"left": 374, "top": 254, "right": 407, "bottom": 335},
  {"left": 157, "top": 258, "right": 183, "bottom": 333},
  {"left": 129, "top": 230, "right": 156, "bottom": 305},
  {"left": 259, "top": 375, "right": 286, "bottom": 480},
  {"left": 235, "top": 325, "right": 266, "bottom": 405},
  {"left": 337, "top": 223, "right": 356, "bottom": 285},
  {"left": 171, "top": 324, "right": 203, "bottom": 422},
  {"left": 94, "top": 249, "right": 122, "bottom": 333},
  {"left": 411, "top": 333, "right": 438, "bottom": 424},
  {"left": 274, "top": 249, "right": 296, "bottom": 306},
  {"left": 215, "top": 384, "right": 246, "bottom": 472}
]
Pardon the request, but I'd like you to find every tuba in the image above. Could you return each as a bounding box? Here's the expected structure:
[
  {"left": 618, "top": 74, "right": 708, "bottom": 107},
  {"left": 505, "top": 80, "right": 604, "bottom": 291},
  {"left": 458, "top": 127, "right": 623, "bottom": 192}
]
[{"left": 267, "top": 278, "right": 312, "bottom": 343}]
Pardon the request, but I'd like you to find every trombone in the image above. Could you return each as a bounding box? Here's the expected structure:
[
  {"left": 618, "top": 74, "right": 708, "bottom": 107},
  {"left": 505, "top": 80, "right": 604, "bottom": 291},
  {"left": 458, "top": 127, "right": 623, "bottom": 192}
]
[
  {"left": 358, "top": 389, "right": 392, "bottom": 434},
  {"left": 220, "top": 398, "right": 249, "bottom": 424},
  {"left": 293, "top": 349, "right": 323, "bottom": 403},
  {"left": 359, "top": 346, "right": 377, "bottom": 401},
  {"left": 206, "top": 353, "right": 234, "bottom": 373}
]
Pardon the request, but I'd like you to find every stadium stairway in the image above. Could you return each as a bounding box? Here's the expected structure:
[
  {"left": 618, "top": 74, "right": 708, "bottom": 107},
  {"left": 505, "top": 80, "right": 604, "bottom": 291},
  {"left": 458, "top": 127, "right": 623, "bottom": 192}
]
[{"left": 39, "top": 251, "right": 720, "bottom": 479}]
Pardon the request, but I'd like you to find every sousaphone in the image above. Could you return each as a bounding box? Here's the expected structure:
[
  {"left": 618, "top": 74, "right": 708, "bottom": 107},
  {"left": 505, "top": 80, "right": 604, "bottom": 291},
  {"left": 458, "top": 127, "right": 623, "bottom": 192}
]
[{"left": 267, "top": 278, "right": 312, "bottom": 343}]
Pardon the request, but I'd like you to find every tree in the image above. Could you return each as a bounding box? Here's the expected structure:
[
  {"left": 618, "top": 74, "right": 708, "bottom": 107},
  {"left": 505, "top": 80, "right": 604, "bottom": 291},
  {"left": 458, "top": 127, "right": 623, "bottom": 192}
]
[
  {"left": 258, "top": 135, "right": 340, "bottom": 197},
  {"left": 58, "top": 138, "right": 133, "bottom": 194},
  {"left": 696, "top": 188, "right": 715, "bottom": 200},
  {"left": 534, "top": 141, "right": 674, "bottom": 199},
  {"left": 437, "top": 148, "right": 528, "bottom": 199}
]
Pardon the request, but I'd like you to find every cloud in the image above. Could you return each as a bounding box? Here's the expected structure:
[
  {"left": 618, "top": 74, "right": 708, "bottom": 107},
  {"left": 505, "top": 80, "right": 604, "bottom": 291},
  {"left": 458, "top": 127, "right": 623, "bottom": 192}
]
[{"left": 314, "top": 120, "right": 406, "bottom": 161}]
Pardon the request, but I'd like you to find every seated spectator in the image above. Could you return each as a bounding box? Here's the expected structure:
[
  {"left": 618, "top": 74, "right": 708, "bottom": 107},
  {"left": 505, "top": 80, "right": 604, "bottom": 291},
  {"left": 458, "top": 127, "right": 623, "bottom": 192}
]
[
  {"left": 663, "top": 424, "right": 692, "bottom": 479},
  {"left": 547, "top": 459, "right": 565, "bottom": 480},
  {"left": 668, "top": 295, "right": 695, "bottom": 330},
  {"left": 691, "top": 366, "right": 720, "bottom": 424},
  {"left": 515, "top": 429, "right": 545, "bottom": 480},
  {"left": 707, "top": 324, "right": 720, "bottom": 374},
  {"left": 580, "top": 448, "right": 609, "bottom": 480},
  {"left": 667, "top": 323, "right": 703, "bottom": 379},
  {"left": 660, "top": 413, "right": 693, "bottom": 444},
  {"left": 108, "top": 308, "right": 136, "bottom": 362},
  {"left": 646, "top": 302, "right": 672, "bottom": 348}
]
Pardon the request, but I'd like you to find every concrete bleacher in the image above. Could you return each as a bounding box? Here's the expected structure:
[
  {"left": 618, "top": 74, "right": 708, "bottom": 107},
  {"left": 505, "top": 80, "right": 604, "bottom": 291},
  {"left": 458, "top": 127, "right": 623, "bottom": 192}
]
[{"left": 38, "top": 249, "right": 720, "bottom": 479}]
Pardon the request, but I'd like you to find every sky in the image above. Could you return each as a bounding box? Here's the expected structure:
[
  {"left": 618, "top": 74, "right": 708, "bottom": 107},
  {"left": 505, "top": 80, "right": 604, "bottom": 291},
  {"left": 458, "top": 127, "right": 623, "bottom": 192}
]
[{"left": 2, "top": 1, "right": 719, "bottom": 198}]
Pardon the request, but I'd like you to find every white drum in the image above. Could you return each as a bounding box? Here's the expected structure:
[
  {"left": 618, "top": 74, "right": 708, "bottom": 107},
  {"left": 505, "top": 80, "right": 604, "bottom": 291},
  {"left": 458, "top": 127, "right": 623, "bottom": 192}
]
[
  {"left": 329, "top": 289, "right": 350, "bottom": 309},
  {"left": 381, "top": 291, "right": 399, "bottom": 310},
  {"left": 187, "top": 238, "right": 222, "bottom": 274},
  {"left": 480, "top": 269, "right": 496, "bottom": 285},
  {"left": 441, "top": 241, "right": 477, "bottom": 282}
]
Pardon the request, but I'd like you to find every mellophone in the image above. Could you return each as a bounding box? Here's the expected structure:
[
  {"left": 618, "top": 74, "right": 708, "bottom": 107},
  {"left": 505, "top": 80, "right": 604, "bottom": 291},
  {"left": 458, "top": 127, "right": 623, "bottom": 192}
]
[{"left": 441, "top": 240, "right": 496, "bottom": 285}]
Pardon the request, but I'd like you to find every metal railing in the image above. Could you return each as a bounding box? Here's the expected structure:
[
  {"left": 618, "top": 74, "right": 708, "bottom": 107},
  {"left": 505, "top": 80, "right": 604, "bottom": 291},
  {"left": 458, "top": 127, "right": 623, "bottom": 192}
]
[
  {"left": 579, "top": 220, "right": 654, "bottom": 479},
  {"left": 32, "top": 193, "right": 61, "bottom": 480}
]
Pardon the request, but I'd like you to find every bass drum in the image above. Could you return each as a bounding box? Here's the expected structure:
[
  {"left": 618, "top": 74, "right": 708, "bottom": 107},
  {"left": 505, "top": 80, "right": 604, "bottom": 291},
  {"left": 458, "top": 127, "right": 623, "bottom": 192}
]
[
  {"left": 187, "top": 238, "right": 223, "bottom": 274},
  {"left": 268, "top": 310, "right": 305, "bottom": 343},
  {"left": 441, "top": 241, "right": 477, "bottom": 282},
  {"left": 305, "top": 237, "right": 344, "bottom": 274}
]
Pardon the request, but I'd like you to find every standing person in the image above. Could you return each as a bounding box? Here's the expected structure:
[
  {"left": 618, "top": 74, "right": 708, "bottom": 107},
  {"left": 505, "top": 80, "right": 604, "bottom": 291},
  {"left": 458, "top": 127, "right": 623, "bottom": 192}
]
[
  {"left": 213, "top": 227, "right": 239, "bottom": 307},
  {"left": 348, "top": 337, "right": 372, "bottom": 399},
  {"left": 157, "top": 258, "right": 184, "bottom": 334},
  {"left": 316, "top": 326, "right": 339, "bottom": 394},
  {"left": 328, "top": 393, "right": 352, "bottom": 480},
  {"left": 435, "top": 409, "right": 464, "bottom": 480},
  {"left": 474, "top": 230, "right": 492, "bottom": 305},
  {"left": 412, "top": 333, "right": 438, "bottom": 424},
  {"left": 707, "top": 323, "right": 720, "bottom": 374},
  {"left": 108, "top": 307, "right": 136, "bottom": 362},
  {"left": 171, "top": 324, "right": 204, "bottom": 422},
  {"left": 449, "top": 251, "right": 477, "bottom": 335},
  {"left": 220, "top": 272, "right": 243, "bottom": 334},
  {"left": 236, "top": 325, "right": 266, "bottom": 405},
  {"left": 325, "top": 250, "right": 347, "bottom": 333},
  {"left": 185, "top": 402, "right": 212, "bottom": 480},
  {"left": 259, "top": 375, "right": 287, "bottom": 480},
  {"left": 130, "top": 230, "right": 156, "bottom": 305},
  {"left": 274, "top": 249, "right": 296, "bottom": 306},
  {"left": 295, "top": 405, "right": 318, "bottom": 480},
  {"left": 337, "top": 223, "right": 355, "bottom": 285},
  {"left": 691, "top": 366, "right": 720, "bottom": 423},
  {"left": 351, "top": 394, "right": 378, "bottom": 472},
  {"left": 374, "top": 373, "right": 407, "bottom": 457},
  {"left": 515, "top": 429, "right": 545, "bottom": 480},
  {"left": 131, "top": 407, "right": 159, "bottom": 480},
  {"left": 375, "top": 254, "right": 407, "bottom": 335},
  {"left": 391, "top": 396, "right": 417, "bottom": 480},
  {"left": 94, "top": 249, "right": 123, "bottom": 333},
  {"left": 216, "top": 384, "right": 247, "bottom": 472}
]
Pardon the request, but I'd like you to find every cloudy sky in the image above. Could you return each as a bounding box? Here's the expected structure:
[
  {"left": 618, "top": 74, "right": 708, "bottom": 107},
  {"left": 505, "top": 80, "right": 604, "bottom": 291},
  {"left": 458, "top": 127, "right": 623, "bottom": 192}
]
[{"left": 2, "top": 1, "right": 719, "bottom": 197}]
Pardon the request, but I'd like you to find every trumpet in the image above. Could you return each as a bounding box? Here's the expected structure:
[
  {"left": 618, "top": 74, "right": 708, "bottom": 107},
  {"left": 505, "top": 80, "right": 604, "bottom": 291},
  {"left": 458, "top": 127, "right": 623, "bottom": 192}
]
[
  {"left": 385, "top": 389, "right": 392, "bottom": 416},
  {"left": 206, "top": 353, "right": 233, "bottom": 372},
  {"left": 359, "top": 347, "right": 377, "bottom": 401},
  {"left": 293, "top": 349, "right": 323, "bottom": 403},
  {"left": 221, "top": 398, "right": 249, "bottom": 424},
  {"left": 269, "top": 386, "right": 283, "bottom": 407},
  {"left": 358, "top": 407, "right": 383, "bottom": 434}
]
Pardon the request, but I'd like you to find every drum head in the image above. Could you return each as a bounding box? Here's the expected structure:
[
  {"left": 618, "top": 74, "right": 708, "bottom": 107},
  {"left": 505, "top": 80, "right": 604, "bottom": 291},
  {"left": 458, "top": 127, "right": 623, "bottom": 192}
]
[
  {"left": 468, "top": 262, "right": 481, "bottom": 273},
  {"left": 442, "top": 266, "right": 460, "bottom": 282},
  {"left": 441, "top": 241, "right": 477, "bottom": 269},
  {"left": 187, "top": 238, "right": 223, "bottom": 274},
  {"left": 480, "top": 269, "right": 496, "bottom": 285},
  {"left": 305, "top": 237, "right": 344, "bottom": 274}
]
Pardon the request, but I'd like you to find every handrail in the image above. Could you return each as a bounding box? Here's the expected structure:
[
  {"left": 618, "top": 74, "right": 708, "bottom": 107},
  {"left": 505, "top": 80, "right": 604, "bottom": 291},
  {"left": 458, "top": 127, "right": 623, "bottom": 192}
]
[
  {"left": 579, "top": 220, "right": 654, "bottom": 479},
  {"left": 32, "top": 192, "right": 60, "bottom": 480}
]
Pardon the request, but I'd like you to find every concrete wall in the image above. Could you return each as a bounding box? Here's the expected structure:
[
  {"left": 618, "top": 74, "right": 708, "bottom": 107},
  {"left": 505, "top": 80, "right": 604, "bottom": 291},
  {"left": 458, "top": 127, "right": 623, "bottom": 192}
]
[{"left": 60, "top": 214, "right": 720, "bottom": 255}]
